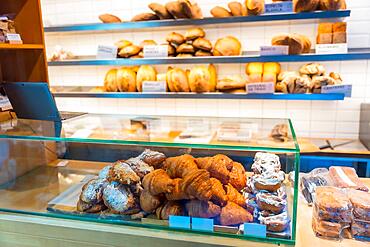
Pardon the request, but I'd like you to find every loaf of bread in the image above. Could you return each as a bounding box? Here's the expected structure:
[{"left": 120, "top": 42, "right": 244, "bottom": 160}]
[
  {"left": 210, "top": 6, "right": 232, "bottom": 18},
  {"left": 99, "top": 14, "right": 121, "bottom": 23}
]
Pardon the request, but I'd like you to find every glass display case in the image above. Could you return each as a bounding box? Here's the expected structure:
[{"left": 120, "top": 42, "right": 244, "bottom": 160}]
[{"left": 0, "top": 114, "right": 299, "bottom": 245}]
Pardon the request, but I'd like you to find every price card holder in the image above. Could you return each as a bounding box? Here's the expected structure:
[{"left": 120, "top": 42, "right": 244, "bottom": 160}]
[
  {"left": 243, "top": 223, "right": 267, "bottom": 238},
  {"left": 264, "top": 1, "right": 293, "bottom": 14},
  {"left": 315, "top": 43, "right": 348, "bottom": 54},
  {"left": 96, "top": 45, "right": 118, "bottom": 59},
  {"left": 143, "top": 45, "right": 168, "bottom": 58},
  {"left": 260, "top": 46, "right": 289, "bottom": 56},
  {"left": 6, "top": 33, "right": 22, "bottom": 44},
  {"left": 169, "top": 216, "right": 191, "bottom": 230},
  {"left": 142, "top": 81, "right": 167, "bottom": 92},
  {"left": 247, "top": 82, "right": 275, "bottom": 94},
  {"left": 321, "top": 84, "right": 352, "bottom": 97},
  {"left": 191, "top": 218, "right": 214, "bottom": 232}
]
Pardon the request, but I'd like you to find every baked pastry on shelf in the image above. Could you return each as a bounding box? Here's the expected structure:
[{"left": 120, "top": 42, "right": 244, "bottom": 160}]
[
  {"left": 108, "top": 161, "right": 141, "bottom": 185},
  {"left": 186, "top": 200, "right": 221, "bottom": 218},
  {"left": 137, "top": 149, "right": 166, "bottom": 168},
  {"left": 142, "top": 169, "right": 175, "bottom": 195},
  {"left": 258, "top": 211, "right": 290, "bottom": 232},
  {"left": 140, "top": 189, "right": 164, "bottom": 213},
  {"left": 156, "top": 201, "right": 185, "bottom": 220},
  {"left": 219, "top": 202, "right": 253, "bottom": 226},
  {"left": 103, "top": 182, "right": 139, "bottom": 214}
]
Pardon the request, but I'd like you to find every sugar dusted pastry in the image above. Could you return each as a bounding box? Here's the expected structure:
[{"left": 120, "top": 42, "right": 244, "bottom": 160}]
[
  {"left": 102, "top": 182, "right": 138, "bottom": 214},
  {"left": 251, "top": 152, "right": 281, "bottom": 174},
  {"left": 125, "top": 157, "right": 154, "bottom": 179},
  {"left": 108, "top": 161, "right": 140, "bottom": 185},
  {"left": 137, "top": 149, "right": 166, "bottom": 168},
  {"left": 98, "top": 165, "right": 112, "bottom": 179},
  {"left": 80, "top": 178, "right": 107, "bottom": 204}
]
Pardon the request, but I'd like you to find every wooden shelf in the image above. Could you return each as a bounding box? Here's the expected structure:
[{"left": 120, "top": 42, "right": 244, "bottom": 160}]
[{"left": 0, "top": 43, "right": 44, "bottom": 50}]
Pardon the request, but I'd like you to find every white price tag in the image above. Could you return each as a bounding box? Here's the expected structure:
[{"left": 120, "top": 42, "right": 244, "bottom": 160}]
[
  {"left": 143, "top": 45, "right": 168, "bottom": 58},
  {"left": 315, "top": 43, "right": 348, "bottom": 54},
  {"left": 142, "top": 81, "right": 167, "bottom": 92},
  {"left": 5, "top": 33, "right": 22, "bottom": 44},
  {"left": 247, "top": 82, "right": 275, "bottom": 94},
  {"left": 264, "top": 1, "right": 293, "bottom": 14},
  {"left": 260, "top": 46, "right": 289, "bottom": 56},
  {"left": 321, "top": 84, "right": 352, "bottom": 97},
  {"left": 96, "top": 45, "right": 118, "bottom": 59},
  {"left": 0, "top": 17, "right": 9, "bottom": 21},
  {"left": 56, "top": 160, "right": 69, "bottom": 167},
  {"left": 0, "top": 96, "right": 12, "bottom": 111}
]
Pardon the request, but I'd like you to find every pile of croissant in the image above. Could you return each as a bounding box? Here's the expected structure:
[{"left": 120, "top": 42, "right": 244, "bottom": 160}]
[{"left": 141, "top": 154, "right": 254, "bottom": 226}]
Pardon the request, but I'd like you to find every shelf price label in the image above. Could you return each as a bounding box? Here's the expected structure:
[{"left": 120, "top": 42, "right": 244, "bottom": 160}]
[
  {"left": 247, "top": 82, "right": 275, "bottom": 94},
  {"left": 0, "top": 96, "right": 12, "bottom": 111},
  {"left": 191, "top": 218, "right": 214, "bottom": 232},
  {"left": 321, "top": 84, "right": 352, "bottom": 97},
  {"left": 169, "top": 216, "right": 191, "bottom": 230},
  {"left": 243, "top": 223, "right": 267, "bottom": 238},
  {"left": 265, "top": 2, "right": 293, "bottom": 14},
  {"left": 260, "top": 45, "right": 289, "bottom": 56},
  {"left": 143, "top": 45, "right": 168, "bottom": 58},
  {"left": 315, "top": 43, "right": 348, "bottom": 54},
  {"left": 96, "top": 45, "right": 118, "bottom": 59},
  {"left": 142, "top": 81, "right": 167, "bottom": 92},
  {"left": 5, "top": 33, "right": 22, "bottom": 44}
]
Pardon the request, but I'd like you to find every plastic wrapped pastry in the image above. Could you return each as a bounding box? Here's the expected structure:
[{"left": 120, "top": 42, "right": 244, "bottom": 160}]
[
  {"left": 329, "top": 166, "right": 369, "bottom": 192},
  {"left": 300, "top": 168, "right": 332, "bottom": 205},
  {"left": 348, "top": 189, "right": 370, "bottom": 221},
  {"left": 80, "top": 178, "right": 107, "bottom": 204}
]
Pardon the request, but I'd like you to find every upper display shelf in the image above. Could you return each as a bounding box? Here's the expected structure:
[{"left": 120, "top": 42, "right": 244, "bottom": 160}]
[
  {"left": 44, "top": 10, "right": 350, "bottom": 33},
  {"left": 48, "top": 48, "right": 370, "bottom": 66}
]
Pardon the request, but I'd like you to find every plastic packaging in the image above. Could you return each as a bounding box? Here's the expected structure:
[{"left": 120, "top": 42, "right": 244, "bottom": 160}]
[
  {"left": 352, "top": 219, "right": 370, "bottom": 240},
  {"left": 348, "top": 189, "right": 370, "bottom": 221},
  {"left": 329, "top": 166, "right": 369, "bottom": 192},
  {"left": 300, "top": 168, "right": 332, "bottom": 205}
]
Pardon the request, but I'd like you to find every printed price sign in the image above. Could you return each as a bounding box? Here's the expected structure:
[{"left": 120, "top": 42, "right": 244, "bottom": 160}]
[
  {"left": 0, "top": 96, "right": 11, "bottom": 111},
  {"left": 6, "top": 33, "right": 22, "bottom": 44},
  {"left": 243, "top": 223, "right": 267, "bottom": 238},
  {"left": 192, "top": 218, "right": 214, "bottom": 232},
  {"left": 316, "top": 43, "right": 348, "bottom": 54},
  {"left": 143, "top": 45, "right": 168, "bottom": 58},
  {"left": 142, "top": 81, "right": 167, "bottom": 92},
  {"left": 260, "top": 45, "right": 289, "bottom": 56},
  {"left": 265, "top": 1, "right": 293, "bottom": 14},
  {"left": 169, "top": 216, "right": 191, "bottom": 230},
  {"left": 247, "top": 82, "right": 275, "bottom": 94},
  {"left": 96, "top": 45, "right": 118, "bottom": 59},
  {"left": 321, "top": 84, "right": 352, "bottom": 97}
]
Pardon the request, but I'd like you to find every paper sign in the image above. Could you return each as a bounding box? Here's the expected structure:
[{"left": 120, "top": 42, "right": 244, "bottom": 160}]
[
  {"left": 169, "top": 216, "right": 191, "bottom": 230},
  {"left": 0, "top": 17, "right": 9, "bottom": 21},
  {"left": 142, "top": 81, "right": 167, "bottom": 92},
  {"left": 56, "top": 160, "right": 69, "bottom": 167},
  {"left": 71, "top": 129, "right": 93, "bottom": 138},
  {"left": 96, "top": 45, "right": 118, "bottom": 59},
  {"left": 143, "top": 45, "right": 168, "bottom": 58},
  {"left": 247, "top": 82, "right": 275, "bottom": 94},
  {"left": 265, "top": 1, "right": 293, "bottom": 14},
  {"left": 0, "top": 96, "right": 12, "bottom": 111},
  {"left": 243, "top": 223, "right": 267, "bottom": 238},
  {"left": 192, "top": 218, "right": 214, "bottom": 232},
  {"left": 321, "top": 84, "right": 352, "bottom": 97},
  {"left": 6, "top": 33, "right": 22, "bottom": 44},
  {"left": 315, "top": 43, "right": 348, "bottom": 54},
  {"left": 260, "top": 45, "right": 289, "bottom": 56}
]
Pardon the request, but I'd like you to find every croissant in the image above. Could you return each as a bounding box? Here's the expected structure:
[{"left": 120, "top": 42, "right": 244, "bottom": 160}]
[
  {"left": 140, "top": 190, "right": 164, "bottom": 213},
  {"left": 181, "top": 169, "right": 213, "bottom": 201},
  {"left": 186, "top": 200, "right": 221, "bottom": 218},
  {"left": 156, "top": 201, "right": 185, "bottom": 220},
  {"left": 210, "top": 178, "right": 227, "bottom": 206},
  {"left": 225, "top": 184, "right": 247, "bottom": 208},
  {"left": 228, "top": 162, "right": 247, "bottom": 191},
  {"left": 196, "top": 154, "right": 233, "bottom": 184},
  {"left": 220, "top": 202, "right": 253, "bottom": 226},
  {"left": 142, "top": 169, "right": 175, "bottom": 195},
  {"left": 165, "top": 178, "right": 192, "bottom": 201},
  {"left": 163, "top": 154, "right": 199, "bottom": 178}
]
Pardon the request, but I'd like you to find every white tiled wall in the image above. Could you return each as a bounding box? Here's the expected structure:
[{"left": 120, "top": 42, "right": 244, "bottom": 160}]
[{"left": 41, "top": 0, "right": 370, "bottom": 139}]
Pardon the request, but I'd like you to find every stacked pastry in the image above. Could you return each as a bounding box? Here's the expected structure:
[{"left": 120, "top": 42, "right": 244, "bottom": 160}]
[
  {"left": 271, "top": 33, "right": 311, "bottom": 55},
  {"left": 276, "top": 63, "right": 342, "bottom": 94},
  {"left": 141, "top": 154, "right": 253, "bottom": 225},
  {"left": 245, "top": 62, "right": 281, "bottom": 84},
  {"left": 312, "top": 186, "right": 352, "bottom": 239},
  {"left": 77, "top": 149, "right": 166, "bottom": 216},
  {"left": 246, "top": 152, "right": 290, "bottom": 232},
  {"left": 0, "top": 18, "right": 16, "bottom": 43},
  {"left": 294, "top": 0, "right": 346, "bottom": 12},
  {"left": 348, "top": 189, "right": 370, "bottom": 239}
]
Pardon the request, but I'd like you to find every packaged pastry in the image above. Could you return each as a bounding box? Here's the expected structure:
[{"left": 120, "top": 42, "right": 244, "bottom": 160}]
[
  {"left": 300, "top": 168, "right": 332, "bottom": 205},
  {"left": 348, "top": 189, "right": 370, "bottom": 221},
  {"left": 329, "top": 166, "right": 369, "bottom": 192},
  {"left": 312, "top": 216, "right": 349, "bottom": 239},
  {"left": 351, "top": 219, "right": 370, "bottom": 239}
]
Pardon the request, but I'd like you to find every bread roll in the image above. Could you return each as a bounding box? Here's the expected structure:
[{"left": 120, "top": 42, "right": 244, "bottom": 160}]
[
  {"left": 246, "top": 62, "right": 264, "bottom": 74},
  {"left": 176, "top": 53, "right": 194, "bottom": 57},
  {"left": 211, "top": 6, "right": 232, "bottom": 18},
  {"left": 176, "top": 43, "right": 195, "bottom": 53},
  {"left": 116, "top": 67, "right": 137, "bottom": 92},
  {"left": 245, "top": 0, "right": 265, "bottom": 15},
  {"left": 298, "top": 34, "right": 312, "bottom": 53},
  {"left": 178, "top": 0, "right": 194, "bottom": 18},
  {"left": 319, "top": 0, "right": 345, "bottom": 11},
  {"left": 264, "top": 62, "right": 281, "bottom": 74},
  {"left": 195, "top": 50, "right": 213, "bottom": 56},
  {"left": 136, "top": 65, "right": 157, "bottom": 92},
  {"left": 271, "top": 34, "right": 309, "bottom": 55},
  {"left": 161, "top": 43, "right": 176, "bottom": 56},
  {"left": 228, "top": 2, "right": 244, "bottom": 16},
  {"left": 139, "top": 40, "right": 157, "bottom": 49},
  {"left": 213, "top": 36, "right": 242, "bottom": 56},
  {"left": 165, "top": 1, "right": 188, "bottom": 19},
  {"left": 172, "top": 68, "right": 190, "bottom": 92},
  {"left": 115, "top": 40, "right": 132, "bottom": 50},
  {"left": 131, "top": 13, "right": 159, "bottom": 22},
  {"left": 166, "top": 32, "right": 185, "bottom": 45},
  {"left": 188, "top": 65, "right": 217, "bottom": 93},
  {"left": 185, "top": 27, "right": 205, "bottom": 41},
  {"left": 166, "top": 67, "right": 177, "bottom": 92},
  {"left": 193, "top": 38, "right": 212, "bottom": 51},
  {"left": 99, "top": 14, "right": 121, "bottom": 23},
  {"left": 293, "top": 0, "right": 319, "bottom": 12},
  {"left": 148, "top": 3, "right": 173, "bottom": 19},
  {"left": 104, "top": 69, "right": 118, "bottom": 92},
  {"left": 118, "top": 45, "right": 142, "bottom": 58}
]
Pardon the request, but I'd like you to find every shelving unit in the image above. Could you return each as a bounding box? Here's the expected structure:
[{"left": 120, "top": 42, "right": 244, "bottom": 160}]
[
  {"left": 44, "top": 10, "right": 350, "bottom": 33},
  {"left": 0, "top": 43, "right": 45, "bottom": 50}
]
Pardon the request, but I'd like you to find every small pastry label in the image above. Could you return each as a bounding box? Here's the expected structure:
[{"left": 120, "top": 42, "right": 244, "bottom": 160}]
[
  {"left": 260, "top": 45, "right": 289, "bottom": 56},
  {"left": 96, "top": 45, "right": 118, "bottom": 59},
  {"left": 321, "top": 84, "right": 352, "bottom": 97},
  {"left": 315, "top": 43, "right": 348, "bottom": 54},
  {"left": 0, "top": 96, "right": 11, "bottom": 111},
  {"left": 192, "top": 217, "right": 214, "bottom": 232},
  {"left": 264, "top": 2, "right": 293, "bottom": 14},
  {"left": 169, "top": 215, "right": 191, "bottom": 230},
  {"left": 243, "top": 223, "right": 267, "bottom": 238},
  {"left": 143, "top": 45, "right": 168, "bottom": 58},
  {"left": 142, "top": 81, "right": 167, "bottom": 92},
  {"left": 247, "top": 82, "right": 275, "bottom": 94},
  {"left": 5, "top": 33, "right": 22, "bottom": 44}
]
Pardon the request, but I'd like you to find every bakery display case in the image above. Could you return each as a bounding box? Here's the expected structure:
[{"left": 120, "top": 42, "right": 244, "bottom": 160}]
[{"left": 0, "top": 114, "right": 299, "bottom": 245}]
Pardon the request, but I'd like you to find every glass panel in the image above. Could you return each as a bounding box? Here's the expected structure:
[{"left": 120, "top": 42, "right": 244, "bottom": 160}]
[
  {"left": 0, "top": 137, "right": 298, "bottom": 245},
  {"left": 0, "top": 114, "right": 298, "bottom": 152}
]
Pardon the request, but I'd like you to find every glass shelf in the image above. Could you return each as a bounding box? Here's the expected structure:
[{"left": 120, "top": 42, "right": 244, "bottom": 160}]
[
  {"left": 44, "top": 10, "right": 350, "bottom": 33},
  {"left": 47, "top": 48, "right": 370, "bottom": 66}
]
